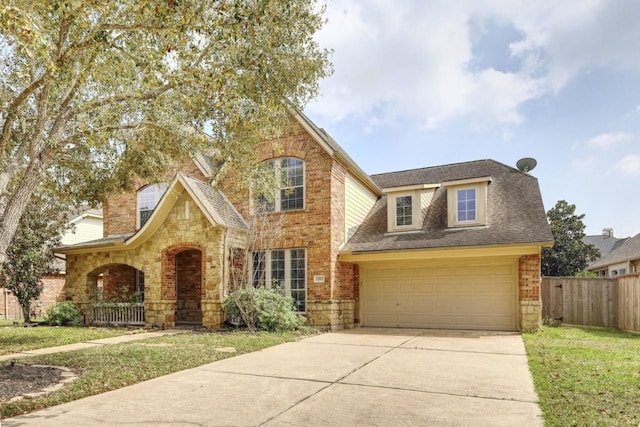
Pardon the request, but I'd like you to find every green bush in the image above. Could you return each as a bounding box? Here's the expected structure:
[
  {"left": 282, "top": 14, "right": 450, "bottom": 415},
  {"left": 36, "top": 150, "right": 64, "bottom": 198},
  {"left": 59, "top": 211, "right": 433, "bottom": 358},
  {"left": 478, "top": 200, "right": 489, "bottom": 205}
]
[
  {"left": 223, "top": 287, "right": 305, "bottom": 332},
  {"left": 46, "top": 302, "right": 82, "bottom": 326}
]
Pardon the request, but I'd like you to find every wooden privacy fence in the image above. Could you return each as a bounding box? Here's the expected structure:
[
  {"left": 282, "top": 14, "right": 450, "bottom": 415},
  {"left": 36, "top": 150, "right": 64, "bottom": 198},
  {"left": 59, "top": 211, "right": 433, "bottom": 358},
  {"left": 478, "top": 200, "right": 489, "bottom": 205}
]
[
  {"left": 91, "top": 302, "right": 145, "bottom": 326},
  {"left": 542, "top": 275, "right": 640, "bottom": 332}
]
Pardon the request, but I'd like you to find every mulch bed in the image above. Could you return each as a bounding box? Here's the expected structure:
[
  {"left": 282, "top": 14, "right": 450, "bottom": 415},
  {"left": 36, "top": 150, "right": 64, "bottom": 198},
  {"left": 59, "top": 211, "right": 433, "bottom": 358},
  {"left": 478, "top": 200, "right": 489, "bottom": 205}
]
[{"left": 0, "top": 363, "right": 65, "bottom": 402}]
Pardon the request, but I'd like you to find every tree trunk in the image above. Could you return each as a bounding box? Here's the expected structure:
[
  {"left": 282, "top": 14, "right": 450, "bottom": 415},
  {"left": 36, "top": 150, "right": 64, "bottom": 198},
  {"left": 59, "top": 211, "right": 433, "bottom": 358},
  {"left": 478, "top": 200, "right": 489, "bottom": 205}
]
[
  {"left": 0, "top": 155, "right": 47, "bottom": 269},
  {"left": 21, "top": 302, "right": 31, "bottom": 323}
]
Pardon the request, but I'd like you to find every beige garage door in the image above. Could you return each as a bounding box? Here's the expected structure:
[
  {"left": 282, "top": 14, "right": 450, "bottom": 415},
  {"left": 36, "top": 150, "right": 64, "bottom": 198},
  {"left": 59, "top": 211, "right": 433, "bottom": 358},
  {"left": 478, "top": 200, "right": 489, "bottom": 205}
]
[{"left": 361, "top": 258, "right": 518, "bottom": 331}]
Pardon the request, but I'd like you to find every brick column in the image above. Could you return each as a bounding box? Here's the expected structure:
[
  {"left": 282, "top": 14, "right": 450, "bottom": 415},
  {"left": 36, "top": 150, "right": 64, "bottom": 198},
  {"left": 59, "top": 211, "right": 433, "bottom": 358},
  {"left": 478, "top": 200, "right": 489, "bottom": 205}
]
[{"left": 519, "top": 254, "right": 542, "bottom": 332}]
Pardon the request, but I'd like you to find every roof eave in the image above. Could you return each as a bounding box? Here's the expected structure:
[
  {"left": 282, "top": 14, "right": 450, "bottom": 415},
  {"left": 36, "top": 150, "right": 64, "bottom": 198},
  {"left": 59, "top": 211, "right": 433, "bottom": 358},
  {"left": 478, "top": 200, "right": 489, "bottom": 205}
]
[
  {"left": 340, "top": 241, "right": 552, "bottom": 262},
  {"left": 290, "top": 108, "right": 383, "bottom": 197}
]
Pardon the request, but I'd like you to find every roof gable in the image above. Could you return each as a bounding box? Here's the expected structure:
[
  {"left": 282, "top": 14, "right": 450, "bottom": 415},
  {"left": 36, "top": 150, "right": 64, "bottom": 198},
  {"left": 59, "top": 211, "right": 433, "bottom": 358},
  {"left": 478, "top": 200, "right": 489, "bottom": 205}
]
[
  {"left": 56, "top": 174, "right": 246, "bottom": 254},
  {"left": 588, "top": 233, "right": 640, "bottom": 269}
]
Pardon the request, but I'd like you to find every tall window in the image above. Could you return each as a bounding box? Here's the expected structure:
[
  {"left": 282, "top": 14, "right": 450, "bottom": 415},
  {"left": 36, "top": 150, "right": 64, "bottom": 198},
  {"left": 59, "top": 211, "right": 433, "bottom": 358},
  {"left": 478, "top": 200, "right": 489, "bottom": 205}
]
[
  {"left": 457, "top": 188, "right": 476, "bottom": 222},
  {"left": 395, "top": 195, "right": 413, "bottom": 226},
  {"left": 256, "top": 158, "right": 305, "bottom": 212},
  {"left": 137, "top": 183, "right": 167, "bottom": 228},
  {"left": 251, "top": 249, "right": 306, "bottom": 312},
  {"left": 136, "top": 271, "right": 145, "bottom": 302}
]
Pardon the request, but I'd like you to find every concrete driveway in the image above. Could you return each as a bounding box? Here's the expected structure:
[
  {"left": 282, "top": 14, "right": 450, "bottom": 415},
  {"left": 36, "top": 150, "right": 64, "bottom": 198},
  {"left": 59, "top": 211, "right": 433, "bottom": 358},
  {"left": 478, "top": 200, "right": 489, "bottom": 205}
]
[{"left": 4, "top": 329, "right": 543, "bottom": 426}]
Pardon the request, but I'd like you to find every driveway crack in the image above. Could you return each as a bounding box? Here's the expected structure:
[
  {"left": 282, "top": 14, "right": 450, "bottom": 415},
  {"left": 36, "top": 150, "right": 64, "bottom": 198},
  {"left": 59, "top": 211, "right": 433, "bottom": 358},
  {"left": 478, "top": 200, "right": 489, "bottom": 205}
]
[{"left": 258, "top": 332, "right": 423, "bottom": 426}]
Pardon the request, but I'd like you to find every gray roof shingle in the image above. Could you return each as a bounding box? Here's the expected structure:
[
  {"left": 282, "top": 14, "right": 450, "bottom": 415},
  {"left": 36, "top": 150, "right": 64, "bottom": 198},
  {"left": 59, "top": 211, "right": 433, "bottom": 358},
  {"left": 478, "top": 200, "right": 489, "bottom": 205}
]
[
  {"left": 181, "top": 174, "right": 248, "bottom": 230},
  {"left": 583, "top": 234, "right": 628, "bottom": 260},
  {"left": 588, "top": 233, "right": 640, "bottom": 270},
  {"left": 343, "top": 159, "right": 553, "bottom": 253}
]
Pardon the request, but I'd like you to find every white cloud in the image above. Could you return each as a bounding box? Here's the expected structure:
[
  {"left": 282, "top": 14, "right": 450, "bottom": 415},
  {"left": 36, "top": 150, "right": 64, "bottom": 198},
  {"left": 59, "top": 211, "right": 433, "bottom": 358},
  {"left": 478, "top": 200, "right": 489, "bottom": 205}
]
[
  {"left": 615, "top": 155, "right": 640, "bottom": 176},
  {"left": 308, "top": 0, "right": 640, "bottom": 130},
  {"left": 585, "top": 132, "right": 634, "bottom": 149}
]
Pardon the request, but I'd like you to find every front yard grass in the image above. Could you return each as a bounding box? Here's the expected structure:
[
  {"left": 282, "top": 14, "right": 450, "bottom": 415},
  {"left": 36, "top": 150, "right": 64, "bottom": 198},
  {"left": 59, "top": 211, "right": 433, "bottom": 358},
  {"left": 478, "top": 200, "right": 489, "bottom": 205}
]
[
  {"left": 1, "top": 330, "right": 302, "bottom": 419},
  {"left": 0, "top": 326, "right": 127, "bottom": 356},
  {"left": 524, "top": 325, "right": 640, "bottom": 427}
]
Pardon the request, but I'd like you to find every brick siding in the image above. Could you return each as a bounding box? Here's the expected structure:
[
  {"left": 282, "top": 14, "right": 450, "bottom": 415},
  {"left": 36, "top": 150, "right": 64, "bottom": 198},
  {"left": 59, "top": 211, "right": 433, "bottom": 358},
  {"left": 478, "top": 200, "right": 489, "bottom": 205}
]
[{"left": 518, "top": 254, "right": 542, "bottom": 332}]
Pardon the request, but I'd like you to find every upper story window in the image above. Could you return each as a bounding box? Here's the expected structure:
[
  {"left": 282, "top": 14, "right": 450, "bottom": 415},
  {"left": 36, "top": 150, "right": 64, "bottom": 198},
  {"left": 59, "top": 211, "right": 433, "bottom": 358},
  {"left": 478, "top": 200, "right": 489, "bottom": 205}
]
[
  {"left": 456, "top": 188, "right": 477, "bottom": 222},
  {"left": 383, "top": 184, "right": 440, "bottom": 233},
  {"left": 256, "top": 158, "right": 305, "bottom": 212},
  {"left": 137, "top": 183, "right": 167, "bottom": 228},
  {"left": 444, "top": 176, "right": 491, "bottom": 228},
  {"left": 396, "top": 196, "right": 413, "bottom": 226}
]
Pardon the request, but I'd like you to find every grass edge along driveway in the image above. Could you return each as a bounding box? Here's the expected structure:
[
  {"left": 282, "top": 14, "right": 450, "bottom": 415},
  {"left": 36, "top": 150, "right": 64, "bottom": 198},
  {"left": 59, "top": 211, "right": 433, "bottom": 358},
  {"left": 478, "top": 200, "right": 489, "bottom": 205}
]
[
  {"left": 0, "top": 326, "right": 131, "bottom": 356},
  {"left": 523, "top": 325, "right": 640, "bottom": 427},
  {"left": 1, "top": 330, "right": 305, "bottom": 419}
]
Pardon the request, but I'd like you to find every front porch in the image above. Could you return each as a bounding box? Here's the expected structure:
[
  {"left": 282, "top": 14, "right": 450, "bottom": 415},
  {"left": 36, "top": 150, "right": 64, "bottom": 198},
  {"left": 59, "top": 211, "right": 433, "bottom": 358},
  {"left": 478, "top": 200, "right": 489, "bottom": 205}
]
[{"left": 58, "top": 176, "right": 249, "bottom": 329}]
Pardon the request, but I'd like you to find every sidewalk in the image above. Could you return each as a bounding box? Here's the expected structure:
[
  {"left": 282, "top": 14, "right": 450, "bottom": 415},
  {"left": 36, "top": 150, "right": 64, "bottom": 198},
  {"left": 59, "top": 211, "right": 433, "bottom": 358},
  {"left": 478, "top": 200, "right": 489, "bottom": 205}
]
[{"left": 0, "top": 329, "right": 185, "bottom": 362}]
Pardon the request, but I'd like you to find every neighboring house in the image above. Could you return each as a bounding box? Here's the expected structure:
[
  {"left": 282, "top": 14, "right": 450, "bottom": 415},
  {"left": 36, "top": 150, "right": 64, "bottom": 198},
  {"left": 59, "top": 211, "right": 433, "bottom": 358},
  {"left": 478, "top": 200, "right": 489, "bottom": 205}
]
[
  {"left": 57, "top": 110, "right": 553, "bottom": 332},
  {"left": 588, "top": 232, "right": 640, "bottom": 277},
  {"left": 1, "top": 209, "right": 103, "bottom": 320},
  {"left": 583, "top": 228, "right": 628, "bottom": 262}
]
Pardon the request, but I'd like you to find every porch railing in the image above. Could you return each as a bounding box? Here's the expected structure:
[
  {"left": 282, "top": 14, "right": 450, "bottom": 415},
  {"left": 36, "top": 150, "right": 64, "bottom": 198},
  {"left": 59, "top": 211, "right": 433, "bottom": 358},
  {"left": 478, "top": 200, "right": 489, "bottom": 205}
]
[{"left": 91, "top": 302, "right": 145, "bottom": 326}]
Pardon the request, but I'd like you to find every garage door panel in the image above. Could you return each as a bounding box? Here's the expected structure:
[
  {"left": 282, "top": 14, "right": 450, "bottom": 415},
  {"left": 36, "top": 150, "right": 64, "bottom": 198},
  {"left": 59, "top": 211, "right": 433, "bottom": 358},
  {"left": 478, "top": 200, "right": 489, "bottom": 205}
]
[{"left": 362, "top": 258, "right": 517, "bottom": 331}]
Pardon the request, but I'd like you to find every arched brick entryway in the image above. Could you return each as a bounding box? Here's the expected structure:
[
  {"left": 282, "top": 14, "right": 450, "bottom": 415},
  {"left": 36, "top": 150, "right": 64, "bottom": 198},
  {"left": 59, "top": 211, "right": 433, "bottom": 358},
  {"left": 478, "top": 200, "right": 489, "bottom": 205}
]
[{"left": 162, "top": 243, "right": 205, "bottom": 326}]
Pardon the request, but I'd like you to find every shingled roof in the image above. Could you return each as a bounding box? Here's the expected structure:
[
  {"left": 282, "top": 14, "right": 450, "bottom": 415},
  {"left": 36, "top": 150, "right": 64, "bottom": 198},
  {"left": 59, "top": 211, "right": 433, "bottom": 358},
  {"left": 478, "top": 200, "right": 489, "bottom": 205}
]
[
  {"left": 180, "top": 174, "right": 247, "bottom": 230},
  {"left": 588, "top": 233, "right": 640, "bottom": 270},
  {"left": 583, "top": 233, "right": 628, "bottom": 260},
  {"left": 343, "top": 159, "right": 553, "bottom": 253}
]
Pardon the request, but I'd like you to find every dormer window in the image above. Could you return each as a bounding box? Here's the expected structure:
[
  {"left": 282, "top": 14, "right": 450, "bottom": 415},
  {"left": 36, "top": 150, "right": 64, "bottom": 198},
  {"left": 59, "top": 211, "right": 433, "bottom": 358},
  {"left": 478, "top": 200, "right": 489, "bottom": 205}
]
[
  {"left": 457, "top": 188, "right": 476, "bottom": 222},
  {"left": 137, "top": 183, "right": 167, "bottom": 228},
  {"left": 383, "top": 184, "right": 440, "bottom": 232},
  {"left": 256, "top": 158, "right": 305, "bottom": 212},
  {"left": 396, "top": 196, "right": 413, "bottom": 226},
  {"left": 444, "top": 177, "right": 491, "bottom": 228}
]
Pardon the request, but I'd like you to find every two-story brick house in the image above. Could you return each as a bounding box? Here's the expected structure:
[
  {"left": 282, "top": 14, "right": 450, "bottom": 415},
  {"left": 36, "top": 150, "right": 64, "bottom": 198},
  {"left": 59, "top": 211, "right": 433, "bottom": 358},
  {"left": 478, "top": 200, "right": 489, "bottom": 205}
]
[{"left": 58, "top": 109, "right": 552, "bottom": 332}]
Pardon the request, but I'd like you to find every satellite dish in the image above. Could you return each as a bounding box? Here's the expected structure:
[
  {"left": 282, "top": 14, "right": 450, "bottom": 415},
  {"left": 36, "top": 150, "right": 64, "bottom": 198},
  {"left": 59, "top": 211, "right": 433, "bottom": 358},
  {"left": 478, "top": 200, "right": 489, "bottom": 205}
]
[{"left": 516, "top": 157, "right": 537, "bottom": 173}]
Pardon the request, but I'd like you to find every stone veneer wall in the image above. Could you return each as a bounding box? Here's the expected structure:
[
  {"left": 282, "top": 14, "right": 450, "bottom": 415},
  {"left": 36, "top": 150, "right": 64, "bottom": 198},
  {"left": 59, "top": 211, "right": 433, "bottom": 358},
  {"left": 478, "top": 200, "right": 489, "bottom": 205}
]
[
  {"left": 519, "top": 254, "right": 542, "bottom": 332},
  {"left": 221, "top": 121, "right": 358, "bottom": 330},
  {"left": 65, "top": 187, "right": 241, "bottom": 329},
  {"left": 103, "top": 161, "right": 206, "bottom": 237}
]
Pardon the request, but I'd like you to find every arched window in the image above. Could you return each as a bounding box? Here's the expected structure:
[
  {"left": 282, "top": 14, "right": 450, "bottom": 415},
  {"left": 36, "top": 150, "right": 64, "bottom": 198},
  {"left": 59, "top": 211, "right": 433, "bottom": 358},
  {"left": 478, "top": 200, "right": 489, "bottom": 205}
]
[
  {"left": 137, "top": 183, "right": 167, "bottom": 228},
  {"left": 256, "top": 158, "right": 305, "bottom": 212}
]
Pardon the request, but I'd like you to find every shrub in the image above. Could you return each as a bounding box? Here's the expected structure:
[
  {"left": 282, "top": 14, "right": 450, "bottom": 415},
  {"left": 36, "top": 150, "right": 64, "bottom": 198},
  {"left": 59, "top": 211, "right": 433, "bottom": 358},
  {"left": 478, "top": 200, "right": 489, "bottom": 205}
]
[
  {"left": 223, "top": 287, "right": 305, "bottom": 332},
  {"left": 46, "top": 302, "right": 82, "bottom": 326}
]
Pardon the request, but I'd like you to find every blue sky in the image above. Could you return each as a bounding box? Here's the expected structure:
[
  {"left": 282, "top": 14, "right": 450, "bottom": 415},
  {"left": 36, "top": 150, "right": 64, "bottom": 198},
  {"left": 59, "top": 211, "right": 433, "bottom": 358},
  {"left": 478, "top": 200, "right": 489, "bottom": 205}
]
[{"left": 304, "top": 0, "right": 640, "bottom": 238}]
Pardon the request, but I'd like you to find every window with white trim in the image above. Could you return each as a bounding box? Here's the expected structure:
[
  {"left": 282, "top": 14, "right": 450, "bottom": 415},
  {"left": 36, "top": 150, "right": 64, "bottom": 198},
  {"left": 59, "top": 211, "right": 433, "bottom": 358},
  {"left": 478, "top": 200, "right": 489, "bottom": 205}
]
[
  {"left": 137, "top": 183, "right": 168, "bottom": 228},
  {"left": 395, "top": 195, "right": 413, "bottom": 226},
  {"left": 256, "top": 158, "right": 304, "bottom": 212},
  {"left": 456, "top": 188, "right": 477, "bottom": 222},
  {"left": 445, "top": 179, "right": 489, "bottom": 228},
  {"left": 251, "top": 249, "right": 306, "bottom": 312}
]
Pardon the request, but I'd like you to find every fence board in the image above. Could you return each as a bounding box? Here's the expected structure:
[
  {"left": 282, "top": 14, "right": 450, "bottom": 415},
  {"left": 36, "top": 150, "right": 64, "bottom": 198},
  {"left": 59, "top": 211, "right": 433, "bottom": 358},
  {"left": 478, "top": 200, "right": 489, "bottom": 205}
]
[
  {"left": 619, "top": 275, "right": 640, "bottom": 332},
  {"left": 542, "top": 276, "right": 640, "bottom": 332},
  {"left": 541, "top": 277, "right": 619, "bottom": 328}
]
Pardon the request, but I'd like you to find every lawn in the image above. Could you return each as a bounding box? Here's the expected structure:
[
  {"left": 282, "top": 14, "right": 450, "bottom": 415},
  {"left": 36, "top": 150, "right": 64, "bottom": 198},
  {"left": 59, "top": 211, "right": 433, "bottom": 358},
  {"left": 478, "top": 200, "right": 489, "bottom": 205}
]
[
  {"left": 524, "top": 326, "right": 640, "bottom": 427},
  {"left": 0, "top": 330, "right": 304, "bottom": 419},
  {"left": 0, "top": 326, "right": 130, "bottom": 356}
]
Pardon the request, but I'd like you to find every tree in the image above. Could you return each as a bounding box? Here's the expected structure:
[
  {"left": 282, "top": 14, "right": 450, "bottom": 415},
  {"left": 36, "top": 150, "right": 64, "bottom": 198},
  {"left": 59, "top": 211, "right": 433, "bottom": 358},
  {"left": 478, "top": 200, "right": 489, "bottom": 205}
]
[
  {"left": 542, "top": 200, "right": 600, "bottom": 277},
  {"left": 0, "top": 194, "right": 69, "bottom": 322},
  {"left": 0, "top": 1, "right": 330, "bottom": 267},
  {"left": 225, "top": 194, "right": 287, "bottom": 332}
]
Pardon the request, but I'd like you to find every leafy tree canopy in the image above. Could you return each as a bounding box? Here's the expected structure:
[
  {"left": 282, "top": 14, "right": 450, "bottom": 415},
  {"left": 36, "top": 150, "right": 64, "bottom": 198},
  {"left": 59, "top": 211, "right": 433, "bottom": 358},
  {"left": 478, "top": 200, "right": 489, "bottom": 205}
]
[
  {"left": 0, "top": 0, "right": 331, "bottom": 265},
  {"left": 542, "top": 200, "right": 600, "bottom": 277},
  {"left": 0, "top": 192, "right": 70, "bottom": 321}
]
